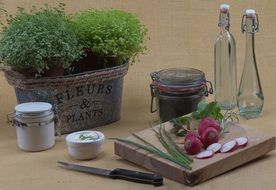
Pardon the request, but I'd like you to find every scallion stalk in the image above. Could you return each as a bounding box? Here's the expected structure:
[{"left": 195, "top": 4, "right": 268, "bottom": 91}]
[{"left": 110, "top": 137, "right": 192, "bottom": 170}]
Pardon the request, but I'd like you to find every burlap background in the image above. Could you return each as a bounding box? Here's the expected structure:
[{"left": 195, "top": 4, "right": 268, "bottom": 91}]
[{"left": 0, "top": 1, "right": 276, "bottom": 189}]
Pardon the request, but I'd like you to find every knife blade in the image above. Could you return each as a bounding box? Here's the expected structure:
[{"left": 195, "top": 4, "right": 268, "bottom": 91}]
[{"left": 57, "top": 161, "right": 163, "bottom": 186}]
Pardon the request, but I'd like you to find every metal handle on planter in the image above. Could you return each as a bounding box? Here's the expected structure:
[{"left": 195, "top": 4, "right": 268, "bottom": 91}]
[{"left": 150, "top": 84, "right": 157, "bottom": 113}]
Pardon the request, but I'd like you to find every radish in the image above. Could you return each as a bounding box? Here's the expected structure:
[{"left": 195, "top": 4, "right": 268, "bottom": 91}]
[
  {"left": 206, "top": 143, "right": 222, "bottom": 153},
  {"left": 196, "top": 150, "right": 214, "bottom": 159},
  {"left": 235, "top": 136, "right": 248, "bottom": 147},
  {"left": 184, "top": 136, "right": 203, "bottom": 155},
  {"left": 200, "top": 127, "right": 219, "bottom": 148},
  {"left": 220, "top": 140, "right": 237, "bottom": 153},
  {"left": 175, "top": 131, "right": 198, "bottom": 144},
  {"left": 198, "top": 117, "right": 221, "bottom": 136},
  {"left": 186, "top": 131, "right": 199, "bottom": 138}
]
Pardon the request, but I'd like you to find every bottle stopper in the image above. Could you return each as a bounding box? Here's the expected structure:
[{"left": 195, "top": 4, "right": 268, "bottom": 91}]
[
  {"left": 245, "top": 9, "right": 256, "bottom": 17},
  {"left": 220, "top": 4, "right": 230, "bottom": 13},
  {"left": 241, "top": 9, "right": 259, "bottom": 33}
]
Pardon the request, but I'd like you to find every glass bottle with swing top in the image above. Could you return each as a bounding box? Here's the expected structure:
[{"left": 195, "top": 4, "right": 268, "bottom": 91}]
[
  {"left": 237, "top": 9, "right": 264, "bottom": 119},
  {"left": 214, "top": 4, "right": 237, "bottom": 110}
]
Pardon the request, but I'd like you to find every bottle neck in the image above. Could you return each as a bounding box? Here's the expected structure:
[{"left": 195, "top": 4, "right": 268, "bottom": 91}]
[
  {"left": 218, "top": 11, "right": 230, "bottom": 31},
  {"left": 243, "top": 16, "right": 258, "bottom": 61},
  {"left": 245, "top": 32, "right": 255, "bottom": 59}
]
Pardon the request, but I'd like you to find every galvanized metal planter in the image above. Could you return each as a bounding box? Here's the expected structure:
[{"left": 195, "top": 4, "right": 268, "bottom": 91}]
[{"left": 2, "top": 63, "right": 128, "bottom": 134}]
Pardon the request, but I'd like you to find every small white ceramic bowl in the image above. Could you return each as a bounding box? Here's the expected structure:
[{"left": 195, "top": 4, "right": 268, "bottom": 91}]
[{"left": 66, "top": 131, "right": 105, "bottom": 160}]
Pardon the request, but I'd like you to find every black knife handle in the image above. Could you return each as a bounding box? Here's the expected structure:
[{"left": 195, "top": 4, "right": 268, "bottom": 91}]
[{"left": 110, "top": 168, "right": 163, "bottom": 186}]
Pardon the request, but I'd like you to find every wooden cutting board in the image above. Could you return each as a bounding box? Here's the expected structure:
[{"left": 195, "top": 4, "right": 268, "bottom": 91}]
[{"left": 114, "top": 122, "right": 275, "bottom": 186}]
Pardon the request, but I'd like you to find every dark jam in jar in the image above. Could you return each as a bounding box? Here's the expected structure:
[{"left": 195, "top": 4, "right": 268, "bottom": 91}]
[{"left": 150, "top": 68, "right": 213, "bottom": 122}]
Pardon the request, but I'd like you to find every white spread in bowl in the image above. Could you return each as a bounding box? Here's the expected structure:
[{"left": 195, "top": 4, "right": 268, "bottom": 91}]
[{"left": 66, "top": 131, "right": 105, "bottom": 160}]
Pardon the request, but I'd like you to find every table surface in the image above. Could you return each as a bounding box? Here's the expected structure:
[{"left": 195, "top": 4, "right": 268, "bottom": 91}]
[{"left": 1, "top": 1, "right": 276, "bottom": 190}]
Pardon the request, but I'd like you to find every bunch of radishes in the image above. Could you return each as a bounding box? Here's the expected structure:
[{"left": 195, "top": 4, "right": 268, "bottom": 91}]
[{"left": 183, "top": 116, "right": 248, "bottom": 159}]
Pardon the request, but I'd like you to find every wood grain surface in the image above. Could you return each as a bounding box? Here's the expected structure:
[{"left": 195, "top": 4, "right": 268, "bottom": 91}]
[
  {"left": 114, "top": 122, "right": 275, "bottom": 186},
  {"left": 1, "top": 1, "right": 276, "bottom": 190}
]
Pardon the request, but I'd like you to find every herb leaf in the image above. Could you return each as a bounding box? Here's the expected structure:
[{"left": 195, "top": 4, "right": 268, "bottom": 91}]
[{"left": 170, "top": 101, "right": 227, "bottom": 136}]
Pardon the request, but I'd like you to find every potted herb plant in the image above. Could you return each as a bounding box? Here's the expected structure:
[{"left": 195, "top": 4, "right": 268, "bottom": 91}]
[
  {"left": 0, "top": 5, "right": 148, "bottom": 134},
  {"left": 0, "top": 4, "right": 82, "bottom": 77},
  {"left": 72, "top": 9, "right": 147, "bottom": 72}
]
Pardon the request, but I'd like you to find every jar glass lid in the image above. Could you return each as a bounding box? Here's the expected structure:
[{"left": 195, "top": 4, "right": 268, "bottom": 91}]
[
  {"left": 15, "top": 102, "right": 52, "bottom": 114},
  {"left": 152, "top": 68, "right": 206, "bottom": 86}
]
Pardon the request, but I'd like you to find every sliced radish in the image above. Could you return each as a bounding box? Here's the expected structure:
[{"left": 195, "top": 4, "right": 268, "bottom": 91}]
[
  {"left": 220, "top": 140, "right": 237, "bottom": 153},
  {"left": 235, "top": 137, "right": 248, "bottom": 147},
  {"left": 207, "top": 143, "right": 222, "bottom": 153},
  {"left": 196, "top": 150, "right": 214, "bottom": 159}
]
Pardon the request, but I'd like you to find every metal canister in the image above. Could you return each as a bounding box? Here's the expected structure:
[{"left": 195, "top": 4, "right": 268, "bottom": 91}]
[
  {"left": 8, "top": 102, "right": 55, "bottom": 151},
  {"left": 150, "top": 68, "right": 213, "bottom": 122}
]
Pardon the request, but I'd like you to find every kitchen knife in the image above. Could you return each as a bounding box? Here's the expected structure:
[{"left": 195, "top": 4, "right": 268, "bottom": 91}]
[{"left": 57, "top": 161, "right": 163, "bottom": 186}]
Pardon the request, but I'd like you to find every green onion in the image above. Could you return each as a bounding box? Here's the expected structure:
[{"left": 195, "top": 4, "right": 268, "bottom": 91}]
[
  {"left": 129, "top": 132, "right": 165, "bottom": 155},
  {"left": 110, "top": 125, "right": 193, "bottom": 170},
  {"left": 110, "top": 137, "right": 192, "bottom": 170},
  {"left": 160, "top": 125, "right": 193, "bottom": 163},
  {"left": 152, "top": 126, "right": 192, "bottom": 165}
]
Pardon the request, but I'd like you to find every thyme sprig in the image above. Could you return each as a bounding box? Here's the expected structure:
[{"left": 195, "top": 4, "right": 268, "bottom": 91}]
[{"left": 220, "top": 110, "right": 239, "bottom": 136}]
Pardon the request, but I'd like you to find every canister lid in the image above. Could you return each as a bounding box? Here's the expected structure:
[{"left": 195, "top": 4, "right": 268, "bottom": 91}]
[
  {"left": 152, "top": 68, "right": 205, "bottom": 85},
  {"left": 151, "top": 68, "right": 207, "bottom": 94},
  {"left": 15, "top": 102, "right": 52, "bottom": 114}
]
